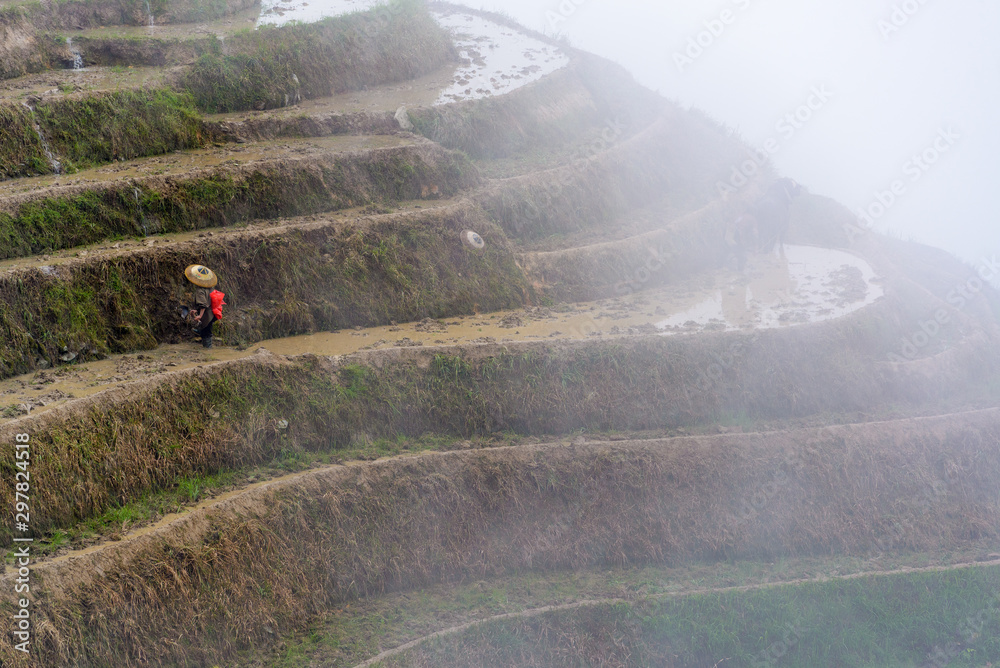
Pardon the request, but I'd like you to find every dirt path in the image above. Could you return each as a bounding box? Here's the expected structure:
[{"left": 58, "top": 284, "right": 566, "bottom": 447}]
[
  {"left": 0, "top": 242, "right": 885, "bottom": 420},
  {"left": 0, "top": 134, "right": 415, "bottom": 199},
  {"left": 350, "top": 557, "right": 1000, "bottom": 668},
  {"left": 19, "top": 406, "right": 1000, "bottom": 573}
]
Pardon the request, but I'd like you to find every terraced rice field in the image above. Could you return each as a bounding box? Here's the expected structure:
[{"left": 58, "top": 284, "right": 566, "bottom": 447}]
[{"left": 0, "top": 1, "right": 998, "bottom": 666}]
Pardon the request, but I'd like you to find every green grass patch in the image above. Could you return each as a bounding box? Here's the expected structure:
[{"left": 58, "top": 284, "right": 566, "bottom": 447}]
[
  {"left": 34, "top": 89, "right": 206, "bottom": 168},
  {"left": 0, "top": 143, "right": 476, "bottom": 260},
  {"left": 378, "top": 567, "right": 1000, "bottom": 668},
  {"left": 0, "top": 102, "right": 52, "bottom": 178},
  {"left": 184, "top": 0, "right": 454, "bottom": 112}
]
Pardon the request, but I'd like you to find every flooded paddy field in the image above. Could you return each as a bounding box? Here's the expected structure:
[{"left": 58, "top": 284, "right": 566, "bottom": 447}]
[{"left": 0, "top": 244, "right": 884, "bottom": 420}]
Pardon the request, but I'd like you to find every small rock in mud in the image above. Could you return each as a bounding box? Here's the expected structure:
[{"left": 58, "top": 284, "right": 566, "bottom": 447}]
[
  {"left": 394, "top": 338, "right": 423, "bottom": 347},
  {"left": 0, "top": 405, "right": 26, "bottom": 418},
  {"left": 826, "top": 265, "right": 868, "bottom": 305},
  {"left": 498, "top": 313, "right": 523, "bottom": 329},
  {"left": 415, "top": 318, "right": 448, "bottom": 333}
]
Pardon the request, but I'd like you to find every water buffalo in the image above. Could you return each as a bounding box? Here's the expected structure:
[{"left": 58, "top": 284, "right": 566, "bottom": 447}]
[
  {"left": 724, "top": 212, "right": 758, "bottom": 271},
  {"left": 750, "top": 178, "right": 803, "bottom": 254},
  {"left": 726, "top": 178, "right": 803, "bottom": 270}
]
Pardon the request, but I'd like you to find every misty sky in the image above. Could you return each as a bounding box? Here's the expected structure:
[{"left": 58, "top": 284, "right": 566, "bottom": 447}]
[{"left": 466, "top": 0, "right": 1000, "bottom": 266}]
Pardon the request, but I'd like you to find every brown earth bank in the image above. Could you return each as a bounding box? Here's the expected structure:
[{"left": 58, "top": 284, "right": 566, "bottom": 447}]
[
  {"left": 0, "top": 10, "right": 60, "bottom": 80},
  {"left": 0, "top": 276, "right": 997, "bottom": 548},
  {"left": 472, "top": 109, "right": 757, "bottom": 243},
  {"left": 0, "top": 195, "right": 531, "bottom": 380},
  {"left": 2, "top": 411, "right": 1000, "bottom": 665},
  {"left": 2, "top": 0, "right": 256, "bottom": 31},
  {"left": 406, "top": 55, "right": 664, "bottom": 160},
  {"left": 517, "top": 197, "right": 751, "bottom": 303},
  {"left": 0, "top": 138, "right": 474, "bottom": 254}
]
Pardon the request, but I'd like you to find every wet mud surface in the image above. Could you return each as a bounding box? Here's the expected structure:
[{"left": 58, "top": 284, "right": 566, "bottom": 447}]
[
  {"left": 432, "top": 9, "right": 569, "bottom": 104},
  {"left": 0, "top": 244, "right": 884, "bottom": 421},
  {"left": 0, "top": 134, "right": 415, "bottom": 198}
]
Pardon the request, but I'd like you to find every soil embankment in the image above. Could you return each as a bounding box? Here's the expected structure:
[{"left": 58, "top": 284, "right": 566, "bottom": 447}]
[{"left": 3, "top": 411, "right": 1000, "bottom": 665}]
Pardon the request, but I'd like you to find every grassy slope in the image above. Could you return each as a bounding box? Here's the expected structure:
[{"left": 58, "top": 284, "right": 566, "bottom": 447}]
[
  {"left": 2, "top": 331, "right": 1000, "bottom": 545},
  {"left": 0, "top": 0, "right": 455, "bottom": 180},
  {"left": 0, "top": 103, "right": 50, "bottom": 177},
  {"left": 3, "top": 428, "right": 1000, "bottom": 666},
  {"left": 0, "top": 143, "right": 476, "bottom": 259},
  {"left": 35, "top": 89, "right": 206, "bottom": 169},
  {"left": 183, "top": 0, "right": 455, "bottom": 112}
]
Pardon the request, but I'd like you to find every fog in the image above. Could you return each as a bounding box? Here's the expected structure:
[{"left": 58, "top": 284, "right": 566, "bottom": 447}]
[{"left": 466, "top": 0, "right": 1000, "bottom": 266}]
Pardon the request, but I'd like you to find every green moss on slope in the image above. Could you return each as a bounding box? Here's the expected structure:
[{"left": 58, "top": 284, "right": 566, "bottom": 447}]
[
  {"left": 0, "top": 103, "right": 51, "bottom": 178},
  {"left": 35, "top": 89, "right": 206, "bottom": 169},
  {"left": 184, "top": 0, "right": 455, "bottom": 113}
]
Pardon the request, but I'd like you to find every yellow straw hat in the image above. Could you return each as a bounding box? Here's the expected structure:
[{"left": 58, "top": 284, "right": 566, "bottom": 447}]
[{"left": 184, "top": 264, "right": 218, "bottom": 288}]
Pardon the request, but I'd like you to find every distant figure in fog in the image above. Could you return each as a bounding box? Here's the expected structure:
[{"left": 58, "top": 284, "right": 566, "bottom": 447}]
[
  {"left": 750, "top": 178, "right": 803, "bottom": 255},
  {"left": 724, "top": 211, "right": 758, "bottom": 271},
  {"left": 726, "top": 178, "right": 803, "bottom": 270}
]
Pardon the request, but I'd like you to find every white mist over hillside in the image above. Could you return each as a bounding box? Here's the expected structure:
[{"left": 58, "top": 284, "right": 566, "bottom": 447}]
[{"left": 468, "top": 0, "right": 1000, "bottom": 267}]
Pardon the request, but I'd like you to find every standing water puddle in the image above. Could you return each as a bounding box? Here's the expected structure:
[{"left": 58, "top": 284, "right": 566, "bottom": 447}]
[
  {"left": 657, "top": 246, "right": 883, "bottom": 333},
  {"left": 0, "top": 245, "right": 882, "bottom": 421},
  {"left": 255, "top": 0, "right": 569, "bottom": 104},
  {"left": 430, "top": 10, "right": 569, "bottom": 104}
]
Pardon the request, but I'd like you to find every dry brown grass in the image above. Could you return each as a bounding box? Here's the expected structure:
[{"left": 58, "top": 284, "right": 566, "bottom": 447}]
[
  {"left": 474, "top": 108, "right": 753, "bottom": 242},
  {"left": 517, "top": 196, "right": 753, "bottom": 302},
  {"left": 3, "top": 410, "right": 1000, "bottom": 665},
  {"left": 0, "top": 261, "right": 997, "bottom": 547},
  {"left": 408, "top": 55, "right": 663, "bottom": 161}
]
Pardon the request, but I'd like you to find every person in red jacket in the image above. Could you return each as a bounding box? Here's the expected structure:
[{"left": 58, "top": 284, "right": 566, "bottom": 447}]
[{"left": 185, "top": 264, "right": 219, "bottom": 349}]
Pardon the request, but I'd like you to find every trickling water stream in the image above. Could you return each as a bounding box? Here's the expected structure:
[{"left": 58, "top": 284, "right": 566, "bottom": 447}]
[
  {"left": 20, "top": 103, "right": 61, "bottom": 174},
  {"left": 66, "top": 37, "right": 84, "bottom": 70}
]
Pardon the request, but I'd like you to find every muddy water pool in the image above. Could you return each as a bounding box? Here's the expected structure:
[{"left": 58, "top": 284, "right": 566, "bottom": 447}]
[
  {"left": 658, "top": 245, "right": 884, "bottom": 333},
  {"left": 255, "top": 0, "right": 569, "bottom": 104}
]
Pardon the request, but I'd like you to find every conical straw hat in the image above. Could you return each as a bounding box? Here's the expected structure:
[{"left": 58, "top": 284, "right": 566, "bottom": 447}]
[{"left": 184, "top": 264, "right": 218, "bottom": 288}]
